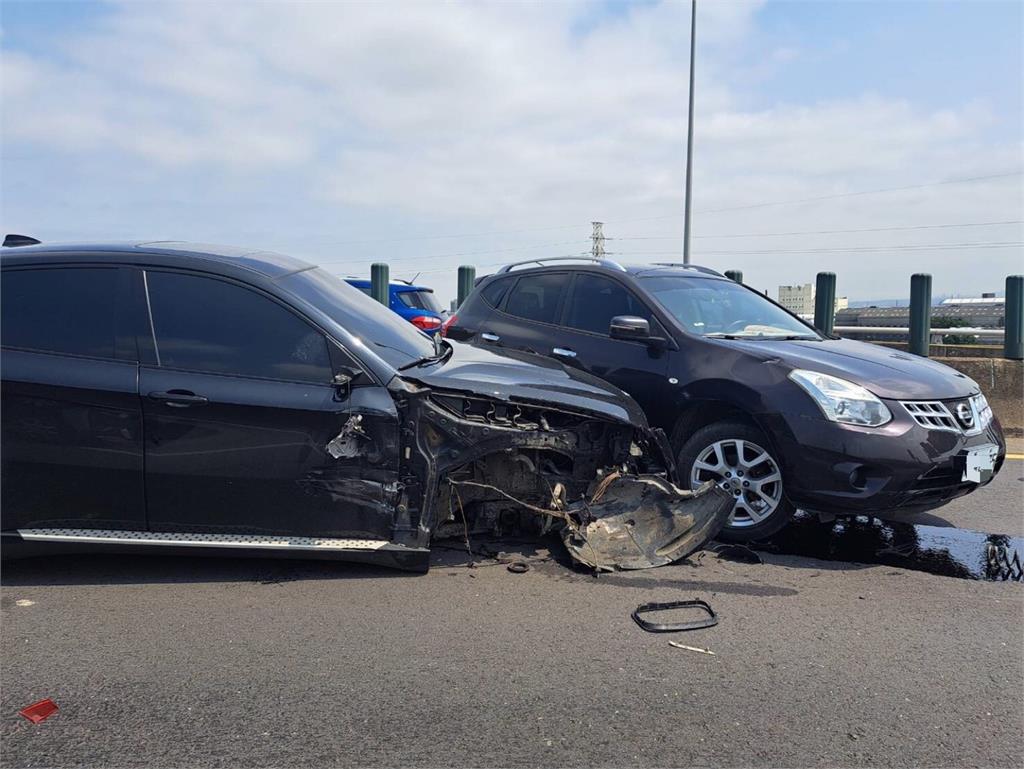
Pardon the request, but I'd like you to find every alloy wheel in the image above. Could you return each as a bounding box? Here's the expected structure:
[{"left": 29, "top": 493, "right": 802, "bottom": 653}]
[{"left": 689, "top": 438, "right": 783, "bottom": 528}]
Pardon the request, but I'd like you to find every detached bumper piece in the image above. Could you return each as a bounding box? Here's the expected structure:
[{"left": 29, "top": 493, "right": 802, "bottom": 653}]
[{"left": 562, "top": 475, "right": 733, "bottom": 571}]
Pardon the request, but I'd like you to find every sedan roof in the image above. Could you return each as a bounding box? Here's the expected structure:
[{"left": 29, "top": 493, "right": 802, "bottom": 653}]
[{"left": 0, "top": 240, "right": 314, "bottom": 279}]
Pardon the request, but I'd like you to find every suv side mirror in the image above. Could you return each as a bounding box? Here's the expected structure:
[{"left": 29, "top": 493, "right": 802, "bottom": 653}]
[{"left": 609, "top": 315, "right": 651, "bottom": 341}]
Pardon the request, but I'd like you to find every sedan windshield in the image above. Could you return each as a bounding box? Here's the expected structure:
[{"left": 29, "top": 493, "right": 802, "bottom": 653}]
[
  {"left": 638, "top": 275, "right": 820, "bottom": 340},
  {"left": 280, "top": 267, "right": 437, "bottom": 368}
]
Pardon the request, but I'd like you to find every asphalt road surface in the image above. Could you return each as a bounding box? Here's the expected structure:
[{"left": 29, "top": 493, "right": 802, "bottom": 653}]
[{"left": 2, "top": 463, "right": 1022, "bottom": 768}]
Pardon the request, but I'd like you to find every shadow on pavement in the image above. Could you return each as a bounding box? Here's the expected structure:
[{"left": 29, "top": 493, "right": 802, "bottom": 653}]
[
  {"left": 0, "top": 551, "right": 409, "bottom": 587},
  {"left": 4, "top": 516, "right": 1021, "bottom": 588},
  {"left": 753, "top": 513, "right": 1024, "bottom": 582}
]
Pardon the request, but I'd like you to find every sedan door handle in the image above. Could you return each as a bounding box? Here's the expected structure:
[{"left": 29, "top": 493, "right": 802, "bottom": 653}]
[
  {"left": 481, "top": 333, "right": 501, "bottom": 342},
  {"left": 148, "top": 390, "right": 209, "bottom": 408},
  {"left": 552, "top": 347, "right": 577, "bottom": 358}
]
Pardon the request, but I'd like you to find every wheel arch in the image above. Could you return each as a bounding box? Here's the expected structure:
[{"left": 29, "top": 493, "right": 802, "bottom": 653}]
[{"left": 669, "top": 384, "right": 779, "bottom": 455}]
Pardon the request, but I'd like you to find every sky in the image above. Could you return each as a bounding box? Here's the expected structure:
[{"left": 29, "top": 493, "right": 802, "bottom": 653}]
[{"left": 1, "top": 0, "right": 1022, "bottom": 304}]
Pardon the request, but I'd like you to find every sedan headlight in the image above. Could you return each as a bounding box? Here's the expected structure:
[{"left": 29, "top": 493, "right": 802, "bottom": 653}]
[{"left": 789, "top": 370, "right": 892, "bottom": 427}]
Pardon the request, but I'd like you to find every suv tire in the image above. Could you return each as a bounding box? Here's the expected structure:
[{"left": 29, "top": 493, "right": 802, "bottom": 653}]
[{"left": 677, "top": 420, "right": 795, "bottom": 543}]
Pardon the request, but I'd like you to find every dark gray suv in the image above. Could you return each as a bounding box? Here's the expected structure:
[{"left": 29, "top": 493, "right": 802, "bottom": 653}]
[{"left": 444, "top": 257, "right": 1006, "bottom": 542}]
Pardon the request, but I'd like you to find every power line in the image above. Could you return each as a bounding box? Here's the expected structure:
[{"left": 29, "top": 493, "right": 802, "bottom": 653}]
[
  {"left": 610, "top": 219, "right": 1024, "bottom": 241},
  {"left": 304, "top": 170, "right": 1023, "bottom": 247},
  {"left": 607, "top": 171, "right": 1024, "bottom": 224},
  {"left": 316, "top": 239, "right": 590, "bottom": 268},
  {"left": 309, "top": 222, "right": 585, "bottom": 246},
  {"left": 411, "top": 253, "right": 591, "bottom": 276},
  {"left": 608, "top": 240, "right": 1024, "bottom": 257}
]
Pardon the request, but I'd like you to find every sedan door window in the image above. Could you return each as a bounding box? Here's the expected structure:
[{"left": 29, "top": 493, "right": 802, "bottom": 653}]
[
  {"left": 146, "top": 271, "right": 332, "bottom": 383},
  {"left": 1, "top": 268, "right": 118, "bottom": 358}
]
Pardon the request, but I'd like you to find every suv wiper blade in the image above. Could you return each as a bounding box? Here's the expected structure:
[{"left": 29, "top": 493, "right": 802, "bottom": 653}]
[{"left": 707, "top": 333, "right": 818, "bottom": 341}]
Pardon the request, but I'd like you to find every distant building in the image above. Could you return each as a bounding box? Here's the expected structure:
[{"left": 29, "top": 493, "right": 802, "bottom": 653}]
[
  {"left": 777, "top": 284, "right": 848, "bottom": 315},
  {"left": 835, "top": 294, "right": 1005, "bottom": 343},
  {"left": 778, "top": 283, "right": 814, "bottom": 314},
  {"left": 836, "top": 295, "right": 1004, "bottom": 329}
]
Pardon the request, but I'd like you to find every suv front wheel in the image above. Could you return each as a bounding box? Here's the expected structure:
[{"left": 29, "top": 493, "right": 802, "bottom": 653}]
[{"left": 677, "top": 421, "right": 795, "bottom": 543}]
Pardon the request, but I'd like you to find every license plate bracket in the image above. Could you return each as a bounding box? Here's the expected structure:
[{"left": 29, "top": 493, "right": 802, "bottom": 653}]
[{"left": 962, "top": 444, "right": 999, "bottom": 484}]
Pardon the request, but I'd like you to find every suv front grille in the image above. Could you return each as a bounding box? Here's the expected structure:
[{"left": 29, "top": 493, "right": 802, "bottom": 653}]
[
  {"left": 901, "top": 394, "right": 992, "bottom": 435},
  {"left": 901, "top": 401, "right": 959, "bottom": 432}
]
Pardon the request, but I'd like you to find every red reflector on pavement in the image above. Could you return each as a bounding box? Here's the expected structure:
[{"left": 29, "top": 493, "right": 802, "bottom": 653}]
[{"left": 19, "top": 698, "right": 58, "bottom": 724}]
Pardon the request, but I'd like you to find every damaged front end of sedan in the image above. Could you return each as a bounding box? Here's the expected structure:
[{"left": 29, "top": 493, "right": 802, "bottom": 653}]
[{"left": 381, "top": 379, "right": 733, "bottom": 572}]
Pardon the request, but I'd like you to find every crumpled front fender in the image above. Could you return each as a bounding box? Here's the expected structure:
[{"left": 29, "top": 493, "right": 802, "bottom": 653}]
[{"left": 562, "top": 475, "right": 733, "bottom": 571}]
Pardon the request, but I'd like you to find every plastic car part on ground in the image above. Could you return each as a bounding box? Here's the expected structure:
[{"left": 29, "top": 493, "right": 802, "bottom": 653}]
[
  {"left": 563, "top": 474, "right": 733, "bottom": 570},
  {"left": 631, "top": 600, "right": 719, "bottom": 632},
  {"left": 19, "top": 698, "right": 58, "bottom": 724},
  {"left": 449, "top": 472, "right": 733, "bottom": 571}
]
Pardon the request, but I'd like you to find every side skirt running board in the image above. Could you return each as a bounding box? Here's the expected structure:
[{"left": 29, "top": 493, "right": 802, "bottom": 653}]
[{"left": 10, "top": 529, "right": 430, "bottom": 571}]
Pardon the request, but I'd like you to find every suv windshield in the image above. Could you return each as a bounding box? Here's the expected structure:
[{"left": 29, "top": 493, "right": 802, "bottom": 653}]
[
  {"left": 639, "top": 275, "right": 820, "bottom": 340},
  {"left": 280, "top": 267, "right": 437, "bottom": 368}
]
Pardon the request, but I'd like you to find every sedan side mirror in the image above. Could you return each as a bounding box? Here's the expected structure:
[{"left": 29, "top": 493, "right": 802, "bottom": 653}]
[
  {"left": 609, "top": 315, "right": 651, "bottom": 341},
  {"left": 332, "top": 366, "right": 363, "bottom": 400}
]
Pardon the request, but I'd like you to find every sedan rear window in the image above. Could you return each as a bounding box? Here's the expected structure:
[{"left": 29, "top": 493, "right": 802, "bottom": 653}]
[{"left": 279, "top": 267, "right": 436, "bottom": 369}]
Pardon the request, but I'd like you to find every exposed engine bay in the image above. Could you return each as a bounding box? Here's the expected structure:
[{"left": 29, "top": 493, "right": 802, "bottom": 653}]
[{"left": 387, "top": 381, "right": 733, "bottom": 571}]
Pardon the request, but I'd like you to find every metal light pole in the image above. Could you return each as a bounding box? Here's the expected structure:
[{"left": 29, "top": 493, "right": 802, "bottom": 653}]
[{"left": 682, "top": 0, "right": 697, "bottom": 264}]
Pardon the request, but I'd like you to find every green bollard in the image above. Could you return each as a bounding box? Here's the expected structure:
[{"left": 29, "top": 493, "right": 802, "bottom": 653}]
[
  {"left": 814, "top": 272, "right": 836, "bottom": 335},
  {"left": 909, "top": 273, "right": 932, "bottom": 357},
  {"left": 724, "top": 269, "right": 743, "bottom": 284},
  {"left": 457, "top": 265, "right": 476, "bottom": 308},
  {"left": 1005, "top": 275, "right": 1023, "bottom": 360},
  {"left": 371, "top": 263, "right": 389, "bottom": 306}
]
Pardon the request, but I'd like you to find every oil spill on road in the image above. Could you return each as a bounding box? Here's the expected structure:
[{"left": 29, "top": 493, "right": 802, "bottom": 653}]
[{"left": 755, "top": 513, "right": 1024, "bottom": 582}]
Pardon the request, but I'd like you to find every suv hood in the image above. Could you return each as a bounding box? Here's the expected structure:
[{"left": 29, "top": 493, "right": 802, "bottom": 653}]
[
  {"left": 724, "top": 337, "right": 977, "bottom": 400},
  {"left": 398, "top": 339, "right": 647, "bottom": 426}
]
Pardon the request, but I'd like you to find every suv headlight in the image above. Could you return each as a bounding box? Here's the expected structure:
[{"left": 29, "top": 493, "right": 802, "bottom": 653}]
[
  {"left": 971, "top": 392, "right": 993, "bottom": 430},
  {"left": 789, "top": 370, "right": 892, "bottom": 427}
]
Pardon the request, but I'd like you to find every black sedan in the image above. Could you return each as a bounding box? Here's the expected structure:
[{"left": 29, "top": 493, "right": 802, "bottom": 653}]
[{"left": 0, "top": 240, "right": 731, "bottom": 571}]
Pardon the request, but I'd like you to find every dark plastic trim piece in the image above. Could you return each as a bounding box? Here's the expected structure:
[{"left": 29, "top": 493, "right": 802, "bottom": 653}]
[{"left": 631, "top": 599, "right": 718, "bottom": 633}]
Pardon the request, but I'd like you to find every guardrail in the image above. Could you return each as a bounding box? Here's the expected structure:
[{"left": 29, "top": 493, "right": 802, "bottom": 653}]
[
  {"left": 807, "top": 272, "right": 1021, "bottom": 360},
  {"left": 364, "top": 259, "right": 1022, "bottom": 361},
  {"left": 834, "top": 326, "right": 1005, "bottom": 339}
]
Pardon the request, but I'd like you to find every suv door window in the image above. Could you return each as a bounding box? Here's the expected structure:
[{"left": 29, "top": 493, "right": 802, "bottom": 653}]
[
  {"left": 565, "top": 274, "right": 654, "bottom": 335},
  {"left": 1, "top": 267, "right": 117, "bottom": 358},
  {"left": 480, "top": 277, "right": 512, "bottom": 308},
  {"left": 146, "top": 271, "right": 331, "bottom": 383},
  {"left": 504, "top": 273, "right": 568, "bottom": 324}
]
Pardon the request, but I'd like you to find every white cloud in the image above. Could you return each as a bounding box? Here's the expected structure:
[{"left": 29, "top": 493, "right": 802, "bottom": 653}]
[{"left": 1, "top": 0, "right": 1020, "bottom": 302}]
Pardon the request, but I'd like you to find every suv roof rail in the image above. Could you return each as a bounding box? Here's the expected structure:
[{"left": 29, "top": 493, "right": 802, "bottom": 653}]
[
  {"left": 497, "top": 255, "right": 626, "bottom": 274},
  {"left": 651, "top": 262, "right": 723, "bottom": 277},
  {"left": 3, "top": 234, "right": 42, "bottom": 248}
]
